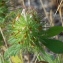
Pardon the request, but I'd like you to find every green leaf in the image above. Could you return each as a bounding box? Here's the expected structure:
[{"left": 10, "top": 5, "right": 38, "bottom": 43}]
[
  {"left": 45, "top": 26, "right": 63, "bottom": 37},
  {"left": 8, "top": 37, "right": 21, "bottom": 45},
  {"left": 42, "top": 39, "right": 63, "bottom": 53},
  {"left": 4, "top": 44, "right": 21, "bottom": 59}
]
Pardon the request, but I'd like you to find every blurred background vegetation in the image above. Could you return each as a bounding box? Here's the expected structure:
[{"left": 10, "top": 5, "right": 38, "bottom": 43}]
[{"left": 0, "top": 0, "right": 63, "bottom": 63}]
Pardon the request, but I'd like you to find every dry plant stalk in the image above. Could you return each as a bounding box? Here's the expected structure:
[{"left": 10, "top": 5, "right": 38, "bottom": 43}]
[
  {"left": 40, "top": 0, "right": 48, "bottom": 18},
  {"left": 49, "top": 10, "right": 54, "bottom": 26},
  {"left": 40, "top": 0, "right": 49, "bottom": 30},
  {"left": 21, "top": 0, "right": 26, "bottom": 8},
  {"left": 0, "top": 27, "right": 13, "bottom": 63},
  {"left": 28, "top": 0, "right": 31, "bottom": 9},
  {"left": 54, "top": 0, "right": 63, "bottom": 26},
  {"left": 55, "top": 0, "right": 63, "bottom": 15},
  {"left": 0, "top": 27, "right": 7, "bottom": 47}
]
